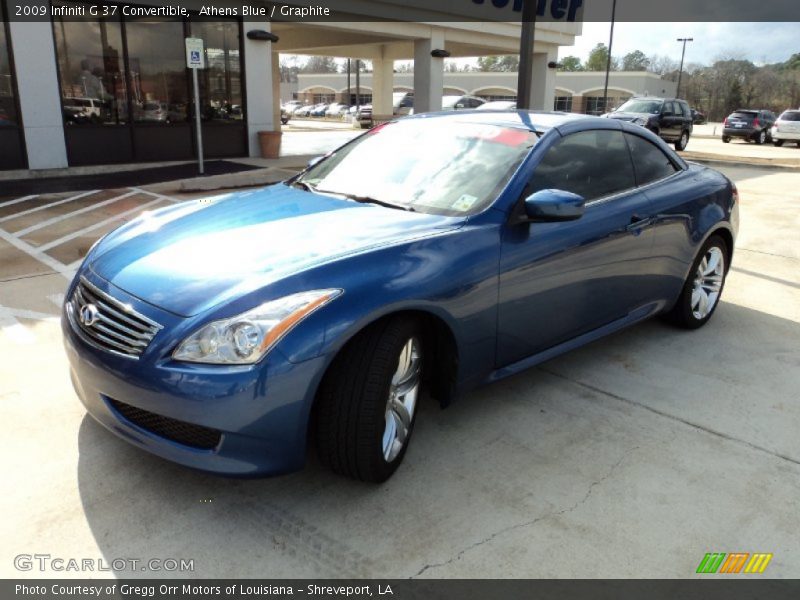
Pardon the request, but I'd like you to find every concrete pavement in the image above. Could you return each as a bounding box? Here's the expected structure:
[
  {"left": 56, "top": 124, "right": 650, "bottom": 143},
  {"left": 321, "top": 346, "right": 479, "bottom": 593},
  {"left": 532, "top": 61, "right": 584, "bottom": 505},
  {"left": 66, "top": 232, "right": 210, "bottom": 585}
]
[{"left": 1, "top": 164, "right": 798, "bottom": 579}]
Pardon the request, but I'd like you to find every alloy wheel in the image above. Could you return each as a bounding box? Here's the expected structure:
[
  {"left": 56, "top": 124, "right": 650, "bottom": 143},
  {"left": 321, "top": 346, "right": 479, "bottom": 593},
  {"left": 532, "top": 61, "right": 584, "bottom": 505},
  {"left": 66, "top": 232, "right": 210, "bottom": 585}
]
[
  {"left": 691, "top": 247, "right": 725, "bottom": 320},
  {"left": 382, "top": 337, "right": 422, "bottom": 462}
]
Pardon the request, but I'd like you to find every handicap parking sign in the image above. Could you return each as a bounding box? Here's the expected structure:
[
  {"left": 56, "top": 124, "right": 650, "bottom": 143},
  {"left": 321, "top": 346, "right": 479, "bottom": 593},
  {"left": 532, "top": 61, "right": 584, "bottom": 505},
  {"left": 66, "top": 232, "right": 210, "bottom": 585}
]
[{"left": 185, "top": 38, "right": 205, "bottom": 69}]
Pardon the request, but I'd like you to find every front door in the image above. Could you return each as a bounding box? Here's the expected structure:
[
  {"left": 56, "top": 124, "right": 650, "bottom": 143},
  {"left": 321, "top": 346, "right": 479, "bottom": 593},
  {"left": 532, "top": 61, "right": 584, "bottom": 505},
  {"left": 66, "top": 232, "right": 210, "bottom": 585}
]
[{"left": 496, "top": 128, "right": 656, "bottom": 366}]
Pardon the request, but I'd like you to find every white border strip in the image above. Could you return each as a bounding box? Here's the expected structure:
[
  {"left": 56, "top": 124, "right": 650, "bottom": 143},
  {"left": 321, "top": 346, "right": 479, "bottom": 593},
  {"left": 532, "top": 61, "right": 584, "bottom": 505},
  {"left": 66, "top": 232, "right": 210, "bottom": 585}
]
[
  {"left": 13, "top": 190, "right": 141, "bottom": 236},
  {"left": 0, "top": 190, "right": 99, "bottom": 224},
  {"left": 0, "top": 228, "right": 75, "bottom": 280},
  {"left": 0, "top": 194, "right": 37, "bottom": 209},
  {"left": 37, "top": 197, "right": 165, "bottom": 252}
]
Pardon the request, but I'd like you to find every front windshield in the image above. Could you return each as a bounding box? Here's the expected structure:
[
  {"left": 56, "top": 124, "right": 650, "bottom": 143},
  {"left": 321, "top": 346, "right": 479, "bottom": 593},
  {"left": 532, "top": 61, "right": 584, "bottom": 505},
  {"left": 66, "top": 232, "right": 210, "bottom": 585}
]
[
  {"left": 616, "top": 99, "right": 662, "bottom": 114},
  {"left": 295, "top": 119, "right": 538, "bottom": 216}
]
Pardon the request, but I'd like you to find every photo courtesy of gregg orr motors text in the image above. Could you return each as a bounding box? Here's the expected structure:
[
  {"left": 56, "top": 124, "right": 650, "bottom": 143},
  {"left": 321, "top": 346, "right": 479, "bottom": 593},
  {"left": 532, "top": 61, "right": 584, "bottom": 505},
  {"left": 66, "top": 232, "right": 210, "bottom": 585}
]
[{"left": 13, "top": 554, "right": 195, "bottom": 573}]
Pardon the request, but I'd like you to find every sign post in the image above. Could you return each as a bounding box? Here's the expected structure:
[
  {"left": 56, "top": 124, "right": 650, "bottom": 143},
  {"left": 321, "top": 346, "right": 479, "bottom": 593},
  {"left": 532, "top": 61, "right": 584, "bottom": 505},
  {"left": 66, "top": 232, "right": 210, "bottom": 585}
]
[{"left": 185, "top": 37, "right": 205, "bottom": 175}]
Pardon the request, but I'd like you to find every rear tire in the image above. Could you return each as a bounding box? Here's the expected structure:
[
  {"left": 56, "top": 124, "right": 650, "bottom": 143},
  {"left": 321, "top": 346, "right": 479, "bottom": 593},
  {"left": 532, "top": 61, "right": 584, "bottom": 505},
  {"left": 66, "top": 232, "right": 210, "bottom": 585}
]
[
  {"left": 315, "top": 317, "right": 423, "bottom": 482},
  {"left": 665, "top": 235, "right": 729, "bottom": 330},
  {"left": 675, "top": 130, "right": 690, "bottom": 151},
  {"left": 722, "top": 136, "right": 731, "bottom": 143},
  {"left": 755, "top": 130, "right": 766, "bottom": 145},
  {"left": 774, "top": 139, "right": 784, "bottom": 147}
]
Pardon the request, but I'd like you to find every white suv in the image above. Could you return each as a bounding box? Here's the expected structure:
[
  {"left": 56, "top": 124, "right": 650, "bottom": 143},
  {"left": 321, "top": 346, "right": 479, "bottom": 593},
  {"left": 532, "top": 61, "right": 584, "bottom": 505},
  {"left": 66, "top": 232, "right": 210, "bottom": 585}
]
[{"left": 771, "top": 110, "right": 800, "bottom": 147}]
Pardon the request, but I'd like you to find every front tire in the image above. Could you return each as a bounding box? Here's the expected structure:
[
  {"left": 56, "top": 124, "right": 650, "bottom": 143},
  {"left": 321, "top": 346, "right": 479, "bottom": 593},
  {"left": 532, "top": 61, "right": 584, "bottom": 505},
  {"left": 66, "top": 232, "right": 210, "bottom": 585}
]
[
  {"left": 755, "top": 130, "right": 766, "bottom": 145},
  {"left": 774, "top": 139, "right": 784, "bottom": 147},
  {"left": 666, "top": 235, "right": 729, "bottom": 329},
  {"left": 315, "top": 317, "right": 423, "bottom": 482}
]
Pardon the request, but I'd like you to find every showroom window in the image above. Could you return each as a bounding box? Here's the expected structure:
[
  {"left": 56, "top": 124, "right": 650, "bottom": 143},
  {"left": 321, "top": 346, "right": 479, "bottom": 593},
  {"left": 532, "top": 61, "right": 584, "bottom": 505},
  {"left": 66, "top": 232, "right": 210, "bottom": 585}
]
[
  {"left": 126, "top": 18, "right": 188, "bottom": 123},
  {"left": 190, "top": 19, "right": 243, "bottom": 123},
  {"left": 0, "top": 16, "right": 18, "bottom": 126},
  {"left": 51, "top": 4, "right": 247, "bottom": 165},
  {"left": 53, "top": 2, "right": 127, "bottom": 125}
]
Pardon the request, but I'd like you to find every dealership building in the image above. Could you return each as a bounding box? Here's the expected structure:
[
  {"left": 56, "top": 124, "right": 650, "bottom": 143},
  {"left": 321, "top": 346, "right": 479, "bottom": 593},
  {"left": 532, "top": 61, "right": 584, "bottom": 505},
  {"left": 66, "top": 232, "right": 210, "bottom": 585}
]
[
  {"left": 1, "top": 0, "right": 584, "bottom": 172},
  {"left": 291, "top": 70, "right": 678, "bottom": 115}
]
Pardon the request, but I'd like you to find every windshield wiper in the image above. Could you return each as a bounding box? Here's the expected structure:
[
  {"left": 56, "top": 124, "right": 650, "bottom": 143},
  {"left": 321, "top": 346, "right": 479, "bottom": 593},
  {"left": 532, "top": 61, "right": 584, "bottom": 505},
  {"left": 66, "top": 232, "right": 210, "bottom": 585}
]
[
  {"left": 290, "top": 180, "right": 316, "bottom": 192},
  {"left": 315, "top": 189, "right": 416, "bottom": 212}
]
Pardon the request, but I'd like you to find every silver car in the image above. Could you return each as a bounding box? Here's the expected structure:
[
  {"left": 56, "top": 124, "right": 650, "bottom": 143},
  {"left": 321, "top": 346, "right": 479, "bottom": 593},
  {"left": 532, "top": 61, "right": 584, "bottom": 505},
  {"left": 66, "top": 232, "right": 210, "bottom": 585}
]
[{"left": 771, "top": 110, "right": 800, "bottom": 147}]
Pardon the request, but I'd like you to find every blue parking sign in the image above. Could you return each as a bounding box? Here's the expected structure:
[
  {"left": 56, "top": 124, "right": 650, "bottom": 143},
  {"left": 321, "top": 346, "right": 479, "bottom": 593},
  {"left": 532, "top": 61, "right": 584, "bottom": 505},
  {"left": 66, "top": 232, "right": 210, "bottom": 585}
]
[{"left": 185, "top": 37, "right": 205, "bottom": 69}]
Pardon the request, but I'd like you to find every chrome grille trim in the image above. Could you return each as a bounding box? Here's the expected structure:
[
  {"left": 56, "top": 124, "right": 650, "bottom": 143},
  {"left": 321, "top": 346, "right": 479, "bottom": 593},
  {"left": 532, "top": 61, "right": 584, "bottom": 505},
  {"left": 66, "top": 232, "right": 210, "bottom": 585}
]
[{"left": 68, "top": 276, "right": 163, "bottom": 359}]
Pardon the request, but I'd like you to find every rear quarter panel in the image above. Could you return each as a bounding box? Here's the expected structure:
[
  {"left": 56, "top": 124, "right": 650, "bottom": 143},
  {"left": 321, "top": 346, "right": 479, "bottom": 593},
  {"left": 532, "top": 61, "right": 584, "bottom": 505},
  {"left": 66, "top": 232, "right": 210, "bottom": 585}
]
[{"left": 643, "top": 163, "right": 736, "bottom": 308}]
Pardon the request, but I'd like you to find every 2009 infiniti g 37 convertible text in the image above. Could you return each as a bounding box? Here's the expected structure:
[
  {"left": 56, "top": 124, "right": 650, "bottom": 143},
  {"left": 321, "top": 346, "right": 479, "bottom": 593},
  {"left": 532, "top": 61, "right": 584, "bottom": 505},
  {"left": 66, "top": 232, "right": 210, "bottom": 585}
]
[{"left": 63, "top": 111, "right": 738, "bottom": 482}]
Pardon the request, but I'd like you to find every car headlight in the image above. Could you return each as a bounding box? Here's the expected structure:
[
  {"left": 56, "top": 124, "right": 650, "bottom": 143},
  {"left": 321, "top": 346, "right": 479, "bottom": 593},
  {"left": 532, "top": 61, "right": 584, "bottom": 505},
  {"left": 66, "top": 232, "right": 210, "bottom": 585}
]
[
  {"left": 172, "top": 289, "right": 342, "bottom": 365},
  {"left": 634, "top": 118, "right": 648, "bottom": 126}
]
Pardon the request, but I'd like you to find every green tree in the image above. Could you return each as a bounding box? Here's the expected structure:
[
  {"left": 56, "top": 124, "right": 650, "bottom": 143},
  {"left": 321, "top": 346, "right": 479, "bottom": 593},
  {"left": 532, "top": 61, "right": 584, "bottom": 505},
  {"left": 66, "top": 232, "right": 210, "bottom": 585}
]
[
  {"left": 622, "top": 50, "right": 650, "bottom": 71},
  {"left": 477, "top": 55, "right": 520, "bottom": 72},
  {"left": 559, "top": 56, "right": 584, "bottom": 71},
  {"left": 301, "top": 56, "right": 339, "bottom": 74},
  {"left": 585, "top": 43, "right": 618, "bottom": 71}
]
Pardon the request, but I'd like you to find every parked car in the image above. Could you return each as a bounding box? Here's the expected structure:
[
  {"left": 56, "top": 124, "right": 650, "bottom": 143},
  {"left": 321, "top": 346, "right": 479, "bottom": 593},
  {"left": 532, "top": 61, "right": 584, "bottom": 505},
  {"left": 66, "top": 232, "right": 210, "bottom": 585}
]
[
  {"left": 325, "top": 103, "right": 349, "bottom": 117},
  {"left": 293, "top": 104, "right": 315, "bottom": 117},
  {"left": 604, "top": 97, "right": 694, "bottom": 151},
  {"left": 280, "top": 107, "right": 291, "bottom": 125},
  {"left": 392, "top": 91, "right": 414, "bottom": 115},
  {"left": 282, "top": 100, "right": 302, "bottom": 112},
  {"left": 477, "top": 100, "right": 517, "bottom": 111},
  {"left": 141, "top": 101, "right": 168, "bottom": 123},
  {"left": 63, "top": 111, "right": 738, "bottom": 482},
  {"left": 441, "top": 94, "right": 486, "bottom": 110},
  {"left": 770, "top": 109, "right": 800, "bottom": 147},
  {"left": 691, "top": 109, "right": 707, "bottom": 124},
  {"left": 62, "top": 97, "right": 103, "bottom": 124},
  {"left": 721, "top": 109, "right": 777, "bottom": 144},
  {"left": 310, "top": 103, "right": 329, "bottom": 117}
]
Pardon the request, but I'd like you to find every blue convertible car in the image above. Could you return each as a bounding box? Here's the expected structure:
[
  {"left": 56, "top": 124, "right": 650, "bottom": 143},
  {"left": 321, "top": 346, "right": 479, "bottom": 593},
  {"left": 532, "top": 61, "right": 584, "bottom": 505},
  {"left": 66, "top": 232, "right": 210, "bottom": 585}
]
[{"left": 63, "top": 111, "right": 738, "bottom": 482}]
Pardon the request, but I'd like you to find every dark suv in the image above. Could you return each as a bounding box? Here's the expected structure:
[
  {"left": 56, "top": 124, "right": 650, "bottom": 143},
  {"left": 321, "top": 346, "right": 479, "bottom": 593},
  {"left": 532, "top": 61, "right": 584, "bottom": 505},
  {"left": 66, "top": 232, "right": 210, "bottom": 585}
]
[
  {"left": 722, "top": 109, "right": 777, "bottom": 144},
  {"left": 605, "top": 97, "right": 694, "bottom": 151}
]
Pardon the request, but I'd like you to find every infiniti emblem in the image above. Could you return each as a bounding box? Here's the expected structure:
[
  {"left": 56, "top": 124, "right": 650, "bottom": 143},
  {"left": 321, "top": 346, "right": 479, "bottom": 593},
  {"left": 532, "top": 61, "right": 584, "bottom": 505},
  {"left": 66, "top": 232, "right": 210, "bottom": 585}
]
[{"left": 79, "top": 303, "right": 100, "bottom": 327}]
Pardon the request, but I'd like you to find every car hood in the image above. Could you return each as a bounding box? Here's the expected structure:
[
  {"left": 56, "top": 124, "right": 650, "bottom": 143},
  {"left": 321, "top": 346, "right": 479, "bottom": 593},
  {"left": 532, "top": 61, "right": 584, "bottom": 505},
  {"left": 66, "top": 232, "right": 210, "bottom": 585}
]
[
  {"left": 607, "top": 112, "right": 653, "bottom": 122},
  {"left": 88, "top": 184, "right": 463, "bottom": 317}
]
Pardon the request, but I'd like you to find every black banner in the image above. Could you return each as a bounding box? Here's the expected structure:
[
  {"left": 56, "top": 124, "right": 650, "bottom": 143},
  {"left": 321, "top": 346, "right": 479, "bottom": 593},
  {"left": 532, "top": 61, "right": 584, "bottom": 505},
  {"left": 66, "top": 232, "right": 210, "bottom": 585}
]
[
  {"left": 5, "top": 580, "right": 800, "bottom": 600},
  {"left": 3, "top": 0, "right": 800, "bottom": 22}
]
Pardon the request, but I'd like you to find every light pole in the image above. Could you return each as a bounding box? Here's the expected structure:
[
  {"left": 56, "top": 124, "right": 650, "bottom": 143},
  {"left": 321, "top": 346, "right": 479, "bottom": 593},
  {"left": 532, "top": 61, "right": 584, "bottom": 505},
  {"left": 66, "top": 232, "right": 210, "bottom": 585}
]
[
  {"left": 516, "top": 0, "right": 538, "bottom": 109},
  {"left": 602, "top": 0, "right": 617, "bottom": 114},
  {"left": 676, "top": 37, "right": 693, "bottom": 98}
]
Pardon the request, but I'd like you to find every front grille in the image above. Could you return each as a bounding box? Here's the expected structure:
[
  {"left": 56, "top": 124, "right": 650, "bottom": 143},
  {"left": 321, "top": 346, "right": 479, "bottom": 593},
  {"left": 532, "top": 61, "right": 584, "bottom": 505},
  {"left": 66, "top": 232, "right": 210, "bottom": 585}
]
[
  {"left": 109, "top": 399, "right": 222, "bottom": 450},
  {"left": 68, "top": 277, "right": 162, "bottom": 359}
]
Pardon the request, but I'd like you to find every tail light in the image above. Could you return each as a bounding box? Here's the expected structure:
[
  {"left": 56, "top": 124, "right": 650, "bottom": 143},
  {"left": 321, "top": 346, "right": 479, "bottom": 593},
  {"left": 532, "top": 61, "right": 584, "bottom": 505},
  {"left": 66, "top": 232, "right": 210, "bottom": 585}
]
[
  {"left": 731, "top": 181, "right": 739, "bottom": 206},
  {"left": 753, "top": 118, "right": 760, "bottom": 128},
  {"left": 723, "top": 118, "right": 729, "bottom": 126}
]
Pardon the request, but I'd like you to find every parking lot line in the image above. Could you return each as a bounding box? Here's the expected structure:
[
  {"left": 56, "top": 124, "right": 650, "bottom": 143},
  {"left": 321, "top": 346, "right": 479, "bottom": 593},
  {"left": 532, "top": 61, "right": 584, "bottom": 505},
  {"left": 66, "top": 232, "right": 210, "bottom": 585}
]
[
  {"left": 0, "top": 227, "right": 75, "bottom": 280},
  {"left": 0, "top": 194, "right": 37, "bottom": 209},
  {"left": 36, "top": 197, "right": 166, "bottom": 253},
  {"left": 0, "top": 190, "right": 99, "bottom": 224},
  {"left": 12, "top": 190, "right": 141, "bottom": 237}
]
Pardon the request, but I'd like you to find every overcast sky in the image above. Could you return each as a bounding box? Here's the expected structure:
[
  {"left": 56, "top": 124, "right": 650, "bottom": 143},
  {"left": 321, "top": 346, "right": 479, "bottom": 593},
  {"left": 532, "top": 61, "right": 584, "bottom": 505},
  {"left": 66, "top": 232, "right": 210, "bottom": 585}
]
[{"left": 559, "top": 22, "right": 800, "bottom": 66}]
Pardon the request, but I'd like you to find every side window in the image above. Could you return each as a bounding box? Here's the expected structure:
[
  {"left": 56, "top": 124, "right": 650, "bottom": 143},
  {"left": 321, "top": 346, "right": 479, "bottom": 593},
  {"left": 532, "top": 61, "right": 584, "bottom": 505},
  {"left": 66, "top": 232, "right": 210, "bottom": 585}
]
[
  {"left": 680, "top": 102, "right": 690, "bottom": 117},
  {"left": 528, "top": 130, "right": 636, "bottom": 202},
  {"left": 625, "top": 133, "right": 678, "bottom": 185}
]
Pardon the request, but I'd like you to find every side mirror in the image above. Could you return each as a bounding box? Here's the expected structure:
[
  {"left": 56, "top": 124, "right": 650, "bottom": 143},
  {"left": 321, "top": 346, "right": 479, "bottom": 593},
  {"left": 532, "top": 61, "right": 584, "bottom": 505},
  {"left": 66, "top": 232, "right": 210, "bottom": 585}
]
[
  {"left": 524, "top": 189, "right": 585, "bottom": 222},
  {"left": 307, "top": 156, "right": 324, "bottom": 169}
]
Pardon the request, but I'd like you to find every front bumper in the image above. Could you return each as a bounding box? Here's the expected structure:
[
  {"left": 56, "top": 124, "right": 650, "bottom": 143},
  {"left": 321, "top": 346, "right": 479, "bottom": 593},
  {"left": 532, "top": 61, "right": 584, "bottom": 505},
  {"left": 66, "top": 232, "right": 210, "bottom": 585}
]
[{"left": 62, "top": 275, "right": 328, "bottom": 477}]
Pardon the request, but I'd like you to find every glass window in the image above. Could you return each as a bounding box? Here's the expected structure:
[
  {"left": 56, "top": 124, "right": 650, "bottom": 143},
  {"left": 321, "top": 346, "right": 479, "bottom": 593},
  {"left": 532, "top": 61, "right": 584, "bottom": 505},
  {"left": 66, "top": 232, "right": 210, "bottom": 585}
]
[
  {"left": 529, "top": 130, "right": 636, "bottom": 202},
  {"left": 126, "top": 18, "right": 188, "bottom": 123},
  {"left": 53, "top": 2, "right": 127, "bottom": 125},
  {"left": 297, "top": 119, "right": 538, "bottom": 216},
  {"left": 0, "top": 17, "right": 18, "bottom": 126},
  {"left": 190, "top": 19, "right": 243, "bottom": 123},
  {"left": 554, "top": 96, "right": 572, "bottom": 112},
  {"left": 625, "top": 133, "right": 677, "bottom": 185}
]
